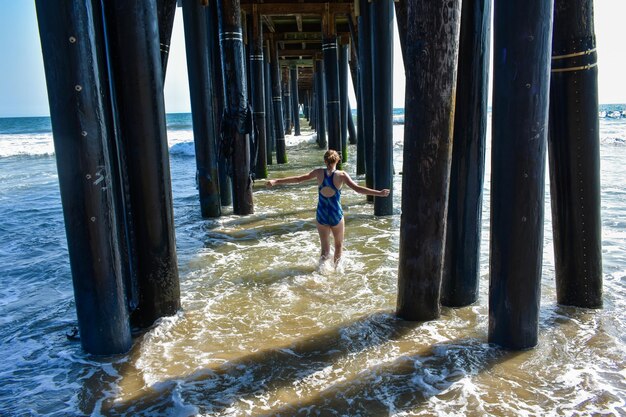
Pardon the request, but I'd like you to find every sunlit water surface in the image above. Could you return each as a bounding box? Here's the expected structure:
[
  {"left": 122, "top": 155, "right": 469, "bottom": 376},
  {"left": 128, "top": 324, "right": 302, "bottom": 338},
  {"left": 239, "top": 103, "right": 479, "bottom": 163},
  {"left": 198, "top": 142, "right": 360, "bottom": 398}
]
[{"left": 0, "top": 116, "right": 624, "bottom": 416}]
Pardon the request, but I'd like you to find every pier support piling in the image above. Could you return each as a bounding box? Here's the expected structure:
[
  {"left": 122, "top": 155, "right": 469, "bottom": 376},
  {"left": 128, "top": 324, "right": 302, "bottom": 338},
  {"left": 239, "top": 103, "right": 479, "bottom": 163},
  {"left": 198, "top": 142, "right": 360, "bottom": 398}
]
[
  {"left": 182, "top": 0, "right": 221, "bottom": 218},
  {"left": 264, "top": 56, "right": 275, "bottom": 165},
  {"left": 396, "top": 0, "right": 462, "bottom": 321},
  {"left": 102, "top": 0, "right": 180, "bottom": 329},
  {"left": 323, "top": 37, "right": 342, "bottom": 161},
  {"left": 207, "top": 3, "right": 232, "bottom": 207},
  {"left": 442, "top": 0, "right": 491, "bottom": 307},
  {"left": 339, "top": 43, "right": 349, "bottom": 163},
  {"left": 36, "top": 0, "right": 132, "bottom": 355},
  {"left": 217, "top": 0, "right": 254, "bottom": 215},
  {"left": 250, "top": 7, "right": 268, "bottom": 179},
  {"left": 488, "top": 0, "right": 553, "bottom": 350},
  {"left": 548, "top": 0, "right": 603, "bottom": 308},
  {"left": 393, "top": 0, "right": 408, "bottom": 62},
  {"left": 157, "top": 0, "right": 177, "bottom": 78},
  {"left": 291, "top": 66, "right": 301, "bottom": 136},
  {"left": 356, "top": 99, "right": 365, "bottom": 175},
  {"left": 358, "top": 0, "right": 374, "bottom": 195},
  {"left": 283, "top": 69, "right": 292, "bottom": 135},
  {"left": 269, "top": 37, "right": 287, "bottom": 163},
  {"left": 315, "top": 60, "right": 328, "bottom": 149},
  {"left": 348, "top": 103, "right": 357, "bottom": 146},
  {"left": 371, "top": 0, "right": 394, "bottom": 215}
]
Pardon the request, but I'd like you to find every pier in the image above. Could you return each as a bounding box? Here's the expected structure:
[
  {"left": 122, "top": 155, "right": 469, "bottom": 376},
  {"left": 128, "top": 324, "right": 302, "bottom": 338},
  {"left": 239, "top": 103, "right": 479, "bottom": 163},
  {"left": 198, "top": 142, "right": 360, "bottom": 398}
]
[{"left": 35, "top": 0, "right": 602, "bottom": 355}]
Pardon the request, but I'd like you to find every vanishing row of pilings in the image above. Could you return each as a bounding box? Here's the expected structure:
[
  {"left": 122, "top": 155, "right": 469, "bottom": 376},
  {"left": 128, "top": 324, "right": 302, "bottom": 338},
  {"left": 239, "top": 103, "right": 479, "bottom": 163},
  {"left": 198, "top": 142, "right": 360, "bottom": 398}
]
[
  {"left": 35, "top": 0, "right": 602, "bottom": 355},
  {"left": 396, "top": 0, "right": 602, "bottom": 350}
]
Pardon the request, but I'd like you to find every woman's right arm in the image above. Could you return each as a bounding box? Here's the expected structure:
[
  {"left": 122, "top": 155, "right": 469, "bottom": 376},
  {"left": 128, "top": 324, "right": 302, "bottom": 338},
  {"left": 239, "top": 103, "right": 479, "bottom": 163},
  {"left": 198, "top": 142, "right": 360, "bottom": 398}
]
[{"left": 266, "top": 170, "right": 318, "bottom": 187}]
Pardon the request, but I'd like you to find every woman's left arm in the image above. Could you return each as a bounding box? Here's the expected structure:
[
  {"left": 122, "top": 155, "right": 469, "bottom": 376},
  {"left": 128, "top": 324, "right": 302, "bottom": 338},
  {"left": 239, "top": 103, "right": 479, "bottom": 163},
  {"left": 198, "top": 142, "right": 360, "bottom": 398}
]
[{"left": 342, "top": 172, "right": 390, "bottom": 197}]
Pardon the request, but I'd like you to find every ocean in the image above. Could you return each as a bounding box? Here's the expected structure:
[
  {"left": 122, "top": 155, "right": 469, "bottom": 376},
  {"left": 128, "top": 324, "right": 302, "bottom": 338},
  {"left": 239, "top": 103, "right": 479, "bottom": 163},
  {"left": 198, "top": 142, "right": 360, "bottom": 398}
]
[{"left": 0, "top": 107, "right": 624, "bottom": 416}]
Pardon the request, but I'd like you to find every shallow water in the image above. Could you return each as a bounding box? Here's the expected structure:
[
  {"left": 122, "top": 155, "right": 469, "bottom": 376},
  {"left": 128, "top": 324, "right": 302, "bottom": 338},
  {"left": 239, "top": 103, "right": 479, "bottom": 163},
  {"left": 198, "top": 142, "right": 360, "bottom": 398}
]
[{"left": 0, "top": 115, "right": 625, "bottom": 416}]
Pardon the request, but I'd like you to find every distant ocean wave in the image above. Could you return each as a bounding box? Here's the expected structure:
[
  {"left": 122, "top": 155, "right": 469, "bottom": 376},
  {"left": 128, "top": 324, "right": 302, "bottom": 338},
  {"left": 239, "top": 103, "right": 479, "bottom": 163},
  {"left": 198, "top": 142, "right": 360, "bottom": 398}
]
[
  {"left": 0, "top": 133, "right": 55, "bottom": 158},
  {"left": 1, "top": 107, "right": 625, "bottom": 158},
  {"left": 169, "top": 141, "right": 196, "bottom": 157},
  {"left": 601, "top": 136, "right": 626, "bottom": 146},
  {"left": 599, "top": 110, "right": 626, "bottom": 119}
]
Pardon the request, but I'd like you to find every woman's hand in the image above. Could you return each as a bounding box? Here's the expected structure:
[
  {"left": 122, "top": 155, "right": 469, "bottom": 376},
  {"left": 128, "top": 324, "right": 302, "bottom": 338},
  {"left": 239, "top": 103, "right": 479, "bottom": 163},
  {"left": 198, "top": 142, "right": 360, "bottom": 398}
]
[
  {"left": 266, "top": 179, "right": 277, "bottom": 188},
  {"left": 378, "top": 189, "right": 391, "bottom": 197}
]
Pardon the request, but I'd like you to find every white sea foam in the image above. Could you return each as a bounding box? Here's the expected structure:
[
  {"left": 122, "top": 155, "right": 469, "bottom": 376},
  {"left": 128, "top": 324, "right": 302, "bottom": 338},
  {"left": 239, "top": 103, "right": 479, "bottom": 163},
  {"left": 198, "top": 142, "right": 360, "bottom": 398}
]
[
  {"left": 0, "top": 133, "right": 55, "bottom": 157},
  {"left": 169, "top": 141, "right": 197, "bottom": 157},
  {"left": 2, "top": 113, "right": 626, "bottom": 416}
]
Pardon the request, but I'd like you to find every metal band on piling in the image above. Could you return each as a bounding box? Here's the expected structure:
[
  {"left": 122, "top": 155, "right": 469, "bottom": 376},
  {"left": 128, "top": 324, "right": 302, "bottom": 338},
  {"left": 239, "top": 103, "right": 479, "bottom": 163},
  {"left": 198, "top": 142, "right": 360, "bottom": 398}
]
[
  {"left": 551, "top": 47, "right": 597, "bottom": 72},
  {"left": 551, "top": 47, "right": 596, "bottom": 60},
  {"left": 551, "top": 63, "right": 598, "bottom": 73},
  {"left": 220, "top": 31, "right": 243, "bottom": 42}
]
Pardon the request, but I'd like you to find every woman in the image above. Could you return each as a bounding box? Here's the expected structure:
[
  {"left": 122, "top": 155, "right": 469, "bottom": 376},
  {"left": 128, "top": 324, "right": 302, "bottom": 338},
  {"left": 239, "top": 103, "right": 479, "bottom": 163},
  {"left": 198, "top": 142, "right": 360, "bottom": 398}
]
[{"left": 266, "top": 150, "right": 390, "bottom": 266}]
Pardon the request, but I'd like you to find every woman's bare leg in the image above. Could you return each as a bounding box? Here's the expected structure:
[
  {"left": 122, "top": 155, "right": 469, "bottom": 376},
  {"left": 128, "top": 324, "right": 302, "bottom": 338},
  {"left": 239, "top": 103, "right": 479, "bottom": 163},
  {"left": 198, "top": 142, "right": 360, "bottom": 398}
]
[
  {"left": 316, "top": 222, "right": 331, "bottom": 260},
  {"left": 330, "top": 218, "right": 345, "bottom": 265}
]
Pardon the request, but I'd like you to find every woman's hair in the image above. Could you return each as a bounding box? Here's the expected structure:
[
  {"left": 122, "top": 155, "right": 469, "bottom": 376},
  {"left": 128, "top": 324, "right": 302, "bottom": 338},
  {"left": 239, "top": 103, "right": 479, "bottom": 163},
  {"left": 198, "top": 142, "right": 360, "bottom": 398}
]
[{"left": 324, "top": 149, "right": 341, "bottom": 166}]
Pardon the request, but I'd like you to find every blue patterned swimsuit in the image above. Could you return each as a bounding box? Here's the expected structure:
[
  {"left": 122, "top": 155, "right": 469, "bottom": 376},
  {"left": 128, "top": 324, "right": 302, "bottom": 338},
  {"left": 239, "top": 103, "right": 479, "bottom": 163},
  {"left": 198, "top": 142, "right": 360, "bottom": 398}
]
[{"left": 316, "top": 170, "right": 343, "bottom": 226}]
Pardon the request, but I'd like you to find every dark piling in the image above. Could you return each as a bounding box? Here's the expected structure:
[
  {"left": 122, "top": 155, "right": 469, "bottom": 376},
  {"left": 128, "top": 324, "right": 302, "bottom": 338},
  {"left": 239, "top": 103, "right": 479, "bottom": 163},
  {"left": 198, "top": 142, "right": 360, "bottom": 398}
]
[
  {"left": 283, "top": 68, "right": 292, "bottom": 135},
  {"left": 441, "top": 0, "right": 491, "bottom": 307},
  {"left": 157, "top": 0, "right": 177, "bottom": 77},
  {"left": 315, "top": 60, "right": 328, "bottom": 149},
  {"left": 348, "top": 103, "right": 357, "bottom": 145},
  {"left": 358, "top": 0, "right": 374, "bottom": 195},
  {"left": 102, "top": 0, "right": 180, "bottom": 329},
  {"left": 206, "top": 3, "right": 232, "bottom": 207},
  {"left": 291, "top": 66, "right": 301, "bottom": 136},
  {"left": 371, "top": 0, "right": 394, "bottom": 215},
  {"left": 250, "top": 7, "right": 268, "bottom": 179},
  {"left": 356, "top": 100, "right": 365, "bottom": 175},
  {"left": 323, "top": 37, "right": 342, "bottom": 161},
  {"left": 264, "top": 57, "right": 275, "bottom": 165},
  {"left": 182, "top": 0, "right": 221, "bottom": 218},
  {"left": 311, "top": 85, "right": 317, "bottom": 132},
  {"left": 488, "top": 0, "right": 553, "bottom": 350},
  {"left": 396, "top": 0, "right": 462, "bottom": 321},
  {"left": 269, "top": 37, "right": 287, "bottom": 163},
  {"left": 339, "top": 43, "right": 349, "bottom": 162},
  {"left": 548, "top": 0, "right": 603, "bottom": 309},
  {"left": 217, "top": 0, "right": 254, "bottom": 215},
  {"left": 35, "top": 0, "right": 132, "bottom": 355},
  {"left": 393, "top": 0, "right": 408, "bottom": 62}
]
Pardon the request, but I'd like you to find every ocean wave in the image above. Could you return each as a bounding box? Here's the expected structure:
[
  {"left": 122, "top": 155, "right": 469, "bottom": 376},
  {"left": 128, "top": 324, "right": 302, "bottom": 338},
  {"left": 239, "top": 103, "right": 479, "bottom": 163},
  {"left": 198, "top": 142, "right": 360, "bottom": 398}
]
[
  {"left": 0, "top": 133, "right": 55, "bottom": 158},
  {"left": 599, "top": 110, "right": 626, "bottom": 119},
  {"left": 601, "top": 136, "right": 626, "bottom": 146},
  {"left": 169, "top": 141, "right": 196, "bottom": 157}
]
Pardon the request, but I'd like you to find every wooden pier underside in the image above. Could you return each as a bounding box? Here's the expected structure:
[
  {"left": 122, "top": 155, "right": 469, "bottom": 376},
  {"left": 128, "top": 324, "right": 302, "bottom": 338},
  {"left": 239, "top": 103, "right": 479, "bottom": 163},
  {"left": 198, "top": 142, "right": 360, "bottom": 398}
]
[{"left": 239, "top": 0, "right": 356, "bottom": 91}]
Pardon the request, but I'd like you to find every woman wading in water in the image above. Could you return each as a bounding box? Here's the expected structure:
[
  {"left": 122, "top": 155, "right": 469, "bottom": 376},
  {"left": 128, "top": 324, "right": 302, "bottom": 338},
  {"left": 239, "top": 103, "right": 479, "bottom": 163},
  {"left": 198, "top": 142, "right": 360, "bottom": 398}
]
[{"left": 266, "top": 150, "right": 390, "bottom": 266}]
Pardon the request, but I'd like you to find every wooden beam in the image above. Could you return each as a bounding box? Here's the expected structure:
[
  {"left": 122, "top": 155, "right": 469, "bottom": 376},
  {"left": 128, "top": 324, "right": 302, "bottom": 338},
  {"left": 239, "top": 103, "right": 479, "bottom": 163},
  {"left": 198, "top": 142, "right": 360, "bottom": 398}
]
[
  {"left": 322, "top": 3, "right": 336, "bottom": 37},
  {"left": 241, "top": 3, "right": 352, "bottom": 15},
  {"left": 278, "top": 58, "right": 314, "bottom": 67},
  {"left": 266, "top": 31, "right": 321, "bottom": 40},
  {"left": 278, "top": 48, "right": 321, "bottom": 57},
  {"left": 277, "top": 39, "right": 321, "bottom": 45},
  {"left": 295, "top": 14, "right": 303, "bottom": 31},
  {"left": 262, "top": 15, "right": 275, "bottom": 32}
]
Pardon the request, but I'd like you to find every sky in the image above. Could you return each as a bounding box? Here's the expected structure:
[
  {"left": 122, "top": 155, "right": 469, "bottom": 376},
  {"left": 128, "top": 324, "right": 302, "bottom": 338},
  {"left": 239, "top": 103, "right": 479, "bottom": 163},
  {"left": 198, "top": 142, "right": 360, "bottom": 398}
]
[{"left": 0, "top": 1, "right": 624, "bottom": 117}]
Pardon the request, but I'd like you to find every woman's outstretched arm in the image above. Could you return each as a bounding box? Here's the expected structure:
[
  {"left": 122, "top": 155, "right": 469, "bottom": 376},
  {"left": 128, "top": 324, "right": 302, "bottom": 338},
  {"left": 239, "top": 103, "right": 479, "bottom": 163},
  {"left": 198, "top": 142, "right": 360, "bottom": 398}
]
[
  {"left": 342, "top": 172, "right": 390, "bottom": 197},
  {"left": 266, "top": 170, "right": 318, "bottom": 187}
]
